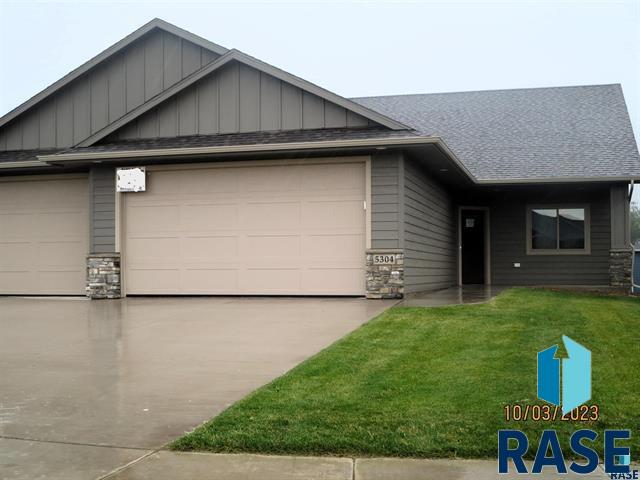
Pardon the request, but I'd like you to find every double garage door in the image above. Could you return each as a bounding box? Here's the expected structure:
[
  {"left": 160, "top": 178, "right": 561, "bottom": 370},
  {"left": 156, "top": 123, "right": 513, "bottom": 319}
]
[
  {"left": 124, "top": 161, "right": 366, "bottom": 295},
  {"left": 0, "top": 162, "right": 366, "bottom": 296},
  {"left": 0, "top": 175, "right": 89, "bottom": 295}
]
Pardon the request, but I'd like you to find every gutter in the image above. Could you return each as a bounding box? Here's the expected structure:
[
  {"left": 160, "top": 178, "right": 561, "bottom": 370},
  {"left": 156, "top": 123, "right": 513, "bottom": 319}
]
[
  {"left": 37, "top": 135, "right": 477, "bottom": 182},
  {"left": 0, "top": 160, "right": 50, "bottom": 169},
  {"left": 475, "top": 176, "right": 640, "bottom": 185},
  {"left": 39, "top": 136, "right": 439, "bottom": 161}
]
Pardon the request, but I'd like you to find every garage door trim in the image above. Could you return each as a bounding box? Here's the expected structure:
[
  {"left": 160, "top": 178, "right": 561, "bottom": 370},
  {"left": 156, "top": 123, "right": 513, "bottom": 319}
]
[{"left": 116, "top": 156, "right": 371, "bottom": 296}]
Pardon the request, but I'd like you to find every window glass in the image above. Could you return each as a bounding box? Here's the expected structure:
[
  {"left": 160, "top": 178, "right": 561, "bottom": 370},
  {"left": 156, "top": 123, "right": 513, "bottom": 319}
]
[
  {"left": 559, "top": 208, "right": 585, "bottom": 249},
  {"left": 531, "top": 209, "right": 558, "bottom": 249}
]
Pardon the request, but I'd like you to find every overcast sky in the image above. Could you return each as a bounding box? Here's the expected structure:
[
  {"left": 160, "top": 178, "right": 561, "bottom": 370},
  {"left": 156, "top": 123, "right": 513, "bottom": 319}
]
[{"left": 1, "top": 0, "right": 639, "bottom": 198}]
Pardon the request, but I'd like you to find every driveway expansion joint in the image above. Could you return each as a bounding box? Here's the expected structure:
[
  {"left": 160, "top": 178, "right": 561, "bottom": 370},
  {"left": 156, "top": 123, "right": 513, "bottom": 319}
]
[{"left": 0, "top": 434, "right": 151, "bottom": 451}]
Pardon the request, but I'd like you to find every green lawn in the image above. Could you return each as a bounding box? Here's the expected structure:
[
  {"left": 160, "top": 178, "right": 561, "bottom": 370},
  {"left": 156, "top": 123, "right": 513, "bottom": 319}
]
[{"left": 171, "top": 288, "right": 640, "bottom": 458}]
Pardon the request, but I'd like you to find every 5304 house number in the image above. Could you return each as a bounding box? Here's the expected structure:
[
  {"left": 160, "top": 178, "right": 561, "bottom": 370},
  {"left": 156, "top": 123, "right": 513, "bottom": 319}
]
[{"left": 373, "top": 254, "right": 397, "bottom": 265}]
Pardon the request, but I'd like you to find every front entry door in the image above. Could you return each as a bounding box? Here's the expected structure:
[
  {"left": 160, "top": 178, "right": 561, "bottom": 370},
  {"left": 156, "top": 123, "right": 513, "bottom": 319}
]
[{"left": 461, "top": 209, "right": 486, "bottom": 284}]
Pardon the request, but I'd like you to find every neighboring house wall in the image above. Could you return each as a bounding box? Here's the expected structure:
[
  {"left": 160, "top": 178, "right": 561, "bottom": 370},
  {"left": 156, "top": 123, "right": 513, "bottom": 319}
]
[
  {"left": 108, "top": 61, "right": 372, "bottom": 141},
  {"left": 0, "top": 29, "right": 221, "bottom": 151},
  {"left": 89, "top": 167, "right": 116, "bottom": 253},
  {"left": 403, "top": 158, "right": 457, "bottom": 293},
  {"left": 487, "top": 185, "right": 611, "bottom": 285}
]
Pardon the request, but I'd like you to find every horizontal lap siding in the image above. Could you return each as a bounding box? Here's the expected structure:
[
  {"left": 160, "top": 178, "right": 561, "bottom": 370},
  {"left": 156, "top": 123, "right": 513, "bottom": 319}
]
[
  {"left": 371, "top": 152, "right": 401, "bottom": 249},
  {"left": 490, "top": 187, "right": 611, "bottom": 285},
  {"left": 403, "top": 159, "right": 456, "bottom": 293},
  {"left": 89, "top": 167, "right": 116, "bottom": 253}
]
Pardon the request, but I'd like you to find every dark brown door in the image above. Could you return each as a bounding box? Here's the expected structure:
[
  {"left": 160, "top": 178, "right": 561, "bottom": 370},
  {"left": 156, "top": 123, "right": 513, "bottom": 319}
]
[{"left": 461, "top": 209, "right": 486, "bottom": 284}]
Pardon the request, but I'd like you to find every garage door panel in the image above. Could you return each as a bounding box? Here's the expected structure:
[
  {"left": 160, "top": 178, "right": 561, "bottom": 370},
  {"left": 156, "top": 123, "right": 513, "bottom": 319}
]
[
  {"left": 0, "top": 242, "right": 32, "bottom": 265},
  {"left": 242, "top": 269, "right": 300, "bottom": 292},
  {"left": 302, "top": 268, "right": 363, "bottom": 294},
  {"left": 0, "top": 213, "right": 34, "bottom": 237},
  {"left": 240, "top": 166, "right": 301, "bottom": 192},
  {"left": 242, "top": 202, "right": 300, "bottom": 229},
  {"left": 183, "top": 269, "right": 238, "bottom": 292},
  {"left": 127, "top": 268, "right": 181, "bottom": 292},
  {"left": 302, "top": 200, "right": 365, "bottom": 228},
  {"left": 0, "top": 271, "right": 31, "bottom": 293},
  {"left": 0, "top": 176, "right": 88, "bottom": 295},
  {"left": 179, "top": 169, "right": 239, "bottom": 194},
  {"left": 245, "top": 234, "right": 300, "bottom": 257},
  {"left": 127, "top": 204, "right": 181, "bottom": 233},
  {"left": 126, "top": 237, "right": 180, "bottom": 264},
  {"left": 301, "top": 163, "right": 365, "bottom": 192},
  {"left": 125, "top": 162, "right": 365, "bottom": 295},
  {"left": 182, "top": 204, "right": 238, "bottom": 230},
  {"left": 38, "top": 211, "right": 87, "bottom": 234},
  {"left": 303, "top": 234, "right": 364, "bottom": 260},
  {"left": 38, "top": 241, "right": 85, "bottom": 266},
  {"left": 183, "top": 236, "right": 238, "bottom": 259}
]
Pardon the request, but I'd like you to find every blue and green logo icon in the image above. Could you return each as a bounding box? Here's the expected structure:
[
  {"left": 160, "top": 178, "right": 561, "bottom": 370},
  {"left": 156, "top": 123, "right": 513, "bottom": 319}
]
[{"left": 537, "top": 335, "right": 591, "bottom": 414}]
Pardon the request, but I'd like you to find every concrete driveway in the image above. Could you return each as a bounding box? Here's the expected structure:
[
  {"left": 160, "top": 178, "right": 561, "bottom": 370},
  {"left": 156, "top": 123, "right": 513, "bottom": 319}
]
[{"left": 0, "top": 296, "right": 393, "bottom": 480}]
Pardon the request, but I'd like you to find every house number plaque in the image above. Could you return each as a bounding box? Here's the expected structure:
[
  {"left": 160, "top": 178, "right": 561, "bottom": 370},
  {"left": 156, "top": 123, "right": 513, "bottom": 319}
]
[{"left": 373, "top": 254, "right": 397, "bottom": 265}]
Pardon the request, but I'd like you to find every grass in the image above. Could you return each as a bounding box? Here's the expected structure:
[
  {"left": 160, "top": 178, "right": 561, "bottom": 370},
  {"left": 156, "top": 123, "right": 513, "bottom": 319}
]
[{"left": 171, "top": 288, "right": 640, "bottom": 458}]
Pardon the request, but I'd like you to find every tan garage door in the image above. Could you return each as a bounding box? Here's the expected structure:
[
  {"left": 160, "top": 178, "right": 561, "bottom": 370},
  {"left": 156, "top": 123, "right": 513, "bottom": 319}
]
[
  {"left": 124, "top": 161, "right": 366, "bottom": 295},
  {"left": 0, "top": 175, "right": 89, "bottom": 294}
]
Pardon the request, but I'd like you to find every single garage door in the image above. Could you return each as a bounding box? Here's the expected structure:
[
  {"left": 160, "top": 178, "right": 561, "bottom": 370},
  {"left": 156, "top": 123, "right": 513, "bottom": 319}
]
[
  {"left": 0, "top": 175, "right": 89, "bottom": 295},
  {"left": 124, "top": 161, "right": 366, "bottom": 295}
]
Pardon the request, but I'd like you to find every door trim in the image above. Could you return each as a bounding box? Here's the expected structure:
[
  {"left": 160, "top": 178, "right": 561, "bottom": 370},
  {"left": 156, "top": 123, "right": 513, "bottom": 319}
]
[{"left": 458, "top": 206, "right": 491, "bottom": 286}]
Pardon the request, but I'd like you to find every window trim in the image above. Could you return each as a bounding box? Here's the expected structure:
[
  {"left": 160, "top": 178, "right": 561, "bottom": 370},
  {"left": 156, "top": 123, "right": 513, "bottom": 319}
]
[{"left": 526, "top": 204, "right": 591, "bottom": 255}]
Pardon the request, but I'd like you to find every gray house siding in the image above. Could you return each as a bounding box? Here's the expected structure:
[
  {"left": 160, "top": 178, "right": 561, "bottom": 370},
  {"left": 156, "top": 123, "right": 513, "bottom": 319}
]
[
  {"left": 0, "top": 29, "right": 221, "bottom": 151},
  {"left": 89, "top": 167, "right": 116, "bottom": 253},
  {"left": 403, "top": 158, "right": 457, "bottom": 293},
  {"left": 370, "top": 151, "right": 402, "bottom": 249},
  {"left": 108, "top": 61, "right": 372, "bottom": 141},
  {"left": 610, "top": 183, "right": 631, "bottom": 249},
  {"left": 488, "top": 185, "right": 611, "bottom": 285}
]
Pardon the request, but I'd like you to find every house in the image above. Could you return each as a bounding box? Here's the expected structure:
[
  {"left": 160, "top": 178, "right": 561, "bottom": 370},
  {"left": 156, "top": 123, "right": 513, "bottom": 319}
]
[{"left": 1, "top": 18, "right": 638, "bottom": 299}]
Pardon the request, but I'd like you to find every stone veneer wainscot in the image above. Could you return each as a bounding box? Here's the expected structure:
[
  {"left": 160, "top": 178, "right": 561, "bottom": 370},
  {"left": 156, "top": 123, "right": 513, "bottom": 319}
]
[
  {"left": 86, "top": 253, "right": 121, "bottom": 299},
  {"left": 366, "top": 249, "right": 404, "bottom": 299}
]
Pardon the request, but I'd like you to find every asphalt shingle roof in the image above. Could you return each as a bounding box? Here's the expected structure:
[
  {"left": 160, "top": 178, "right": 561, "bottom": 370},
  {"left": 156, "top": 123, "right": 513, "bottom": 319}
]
[
  {"left": 56, "top": 127, "right": 417, "bottom": 155},
  {"left": 10, "top": 85, "right": 639, "bottom": 183},
  {"left": 0, "top": 149, "right": 62, "bottom": 164},
  {"left": 352, "top": 84, "right": 640, "bottom": 181}
]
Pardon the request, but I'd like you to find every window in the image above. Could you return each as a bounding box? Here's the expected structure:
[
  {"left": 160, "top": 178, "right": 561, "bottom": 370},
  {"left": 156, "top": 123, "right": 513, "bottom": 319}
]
[{"left": 527, "top": 206, "right": 590, "bottom": 254}]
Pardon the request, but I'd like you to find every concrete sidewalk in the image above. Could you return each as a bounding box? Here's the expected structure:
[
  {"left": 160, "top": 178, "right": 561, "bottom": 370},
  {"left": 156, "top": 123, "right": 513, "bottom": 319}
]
[{"left": 104, "top": 451, "right": 615, "bottom": 479}]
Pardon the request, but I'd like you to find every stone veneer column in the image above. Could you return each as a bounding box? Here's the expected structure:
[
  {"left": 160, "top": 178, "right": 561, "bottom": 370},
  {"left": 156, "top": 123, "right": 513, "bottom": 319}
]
[
  {"left": 86, "top": 253, "right": 121, "bottom": 299},
  {"left": 609, "top": 248, "right": 633, "bottom": 290},
  {"left": 365, "top": 249, "right": 404, "bottom": 299}
]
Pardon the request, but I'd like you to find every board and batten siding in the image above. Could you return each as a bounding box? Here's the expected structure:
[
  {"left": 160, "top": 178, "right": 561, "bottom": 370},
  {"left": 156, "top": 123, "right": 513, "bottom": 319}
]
[
  {"left": 89, "top": 167, "right": 116, "bottom": 253},
  {"left": 403, "top": 158, "right": 457, "bottom": 293},
  {"left": 109, "top": 61, "right": 372, "bottom": 140},
  {"left": 0, "top": 29, "right": 221, "bottom": 151},
  {"left": 489, "top": 185, "right": 611, "bottom": 285}
]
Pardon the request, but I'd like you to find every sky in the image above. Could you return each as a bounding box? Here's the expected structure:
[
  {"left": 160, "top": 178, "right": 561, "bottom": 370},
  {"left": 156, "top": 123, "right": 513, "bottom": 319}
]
[{"left": 1, "top": 0, "right": 639, "bottom": 198}]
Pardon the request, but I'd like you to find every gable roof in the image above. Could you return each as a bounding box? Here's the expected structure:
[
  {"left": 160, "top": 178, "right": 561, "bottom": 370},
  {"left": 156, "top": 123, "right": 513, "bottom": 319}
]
[
  {"left": 353, "top": 84, "right": 640, "bottom": 182},
  {"left": 74, "top": 49, "right": 408, "bottom": 148},
  {"left": 0, "top": 18, "right": 228, "bottom": 130}
]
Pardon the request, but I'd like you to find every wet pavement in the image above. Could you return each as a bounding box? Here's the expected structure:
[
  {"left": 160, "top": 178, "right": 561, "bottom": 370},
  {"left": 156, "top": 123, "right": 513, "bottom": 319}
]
[{"left": 0, "top": 296, "right": 393, "bottom": 479}]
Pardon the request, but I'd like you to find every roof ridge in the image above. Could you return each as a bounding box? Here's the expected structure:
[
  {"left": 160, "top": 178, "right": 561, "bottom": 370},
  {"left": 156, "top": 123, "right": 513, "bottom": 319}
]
[{"left": 350, "top": 83, "right": 622, "bottom": 100}]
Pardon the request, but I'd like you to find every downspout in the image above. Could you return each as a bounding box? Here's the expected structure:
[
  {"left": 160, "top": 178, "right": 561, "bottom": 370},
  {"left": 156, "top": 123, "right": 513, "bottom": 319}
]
[{"left": 629, "top": 180, "right": 639, "bottom": 293}]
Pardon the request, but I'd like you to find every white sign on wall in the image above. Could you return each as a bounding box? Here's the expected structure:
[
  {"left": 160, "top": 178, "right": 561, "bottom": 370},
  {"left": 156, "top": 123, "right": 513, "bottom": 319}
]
[{"left": 116, "top": 167, "right": 146, "bottom": 192}]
